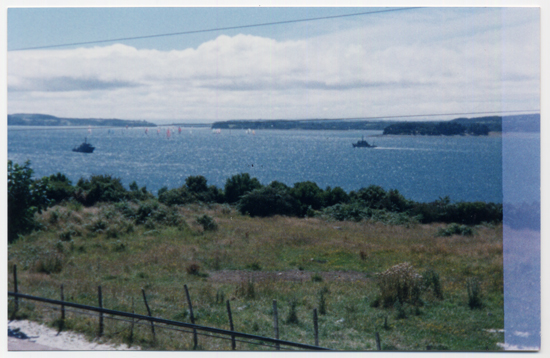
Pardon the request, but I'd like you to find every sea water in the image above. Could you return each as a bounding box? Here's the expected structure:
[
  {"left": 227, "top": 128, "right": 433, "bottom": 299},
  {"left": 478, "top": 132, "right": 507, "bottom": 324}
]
[{"left": 8, "top": 126, "right": 504, "bottom": 203}]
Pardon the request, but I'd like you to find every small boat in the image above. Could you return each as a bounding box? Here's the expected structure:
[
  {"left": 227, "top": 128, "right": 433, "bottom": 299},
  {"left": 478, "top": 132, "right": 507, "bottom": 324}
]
[
  {"left": 73, "top": 137, "right": 95, "bottom": 153},
  {"left": 352, "top": 136, "right": 376, "bottom": 148}
]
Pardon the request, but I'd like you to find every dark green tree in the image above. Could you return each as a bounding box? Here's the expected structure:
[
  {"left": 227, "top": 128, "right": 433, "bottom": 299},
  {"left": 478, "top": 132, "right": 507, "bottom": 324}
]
[
  {"left": 224, "top": 173, "right": 262, "bottom": 203},
  {"left": 238, "top": 186, "right": 300, "bottom": 217},
  {"left": 185, "top": 175, "right": 208, "bottom": 193},
  {"left": 40, "top": 172, "right": 74, "bottom": 205},
  {"left": 290, "top": 181, "right": 324, "bottom": 214},
  {"left": 8, "top": 160, "right": 49, "bottom": 243}
]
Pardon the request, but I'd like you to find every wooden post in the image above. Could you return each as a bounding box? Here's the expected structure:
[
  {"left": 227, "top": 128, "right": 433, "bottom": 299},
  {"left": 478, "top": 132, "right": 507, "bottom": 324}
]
[
  {"left": 313, "top": 308, "right": 319, "bottom": 346},
  {"left": 226, "top": 300, "right": 236, "bottom": 350},
  {"left": 61, "top": 284, "right": 65, "bottom": 321},
  {"left": 141, "top": 288, "right": 156, "bottom": 341},
  {"left": 375, "top": 332, "right": 381, "bottom": 351},
  {"left": 272, "top": 300, "right": 280, "bottom": 350},
  {"left": 13, "top": 264, "right": 19, "bottom": 315},
  {"left": 98, "top": 286, "right": 103, "bottom": 337},
  {"left": 130, "top": 297, "right": 135, "bottom": 345},
  {"left": 58, "top": 284, "right": 65, "bottom": 333},
  {"left": 184, "top": 284, "right": 198, "bottom": 350}
]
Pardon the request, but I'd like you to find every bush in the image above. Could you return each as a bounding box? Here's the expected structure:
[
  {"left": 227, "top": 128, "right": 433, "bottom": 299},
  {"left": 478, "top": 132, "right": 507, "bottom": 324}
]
[
  {"left": 423, "top": 268, "right": 443, "bottom": 300},
  {"left": 8, "top": 160, "right": 49, "bottom": 243},
  {"left": 224, "top": 173, "right": 262, "bottom": 203},
  {"left": 350, "top": 185, "right": 387, "bottom": 209},
  {"left": 322, "top": 186, "right": 350, "bottom": 207},
  {"left": 286, "top": 300, "right": 299, "bottom": 324},
  {"left": 135, "top": 200, "right": 159, "bottom": 224},
  {"left": 437, "top": 223, "right": 474, "bottom": 237},
  {"left": 40, "top": 173, "right": 74, "bottom": 205},
  {"left": 238, "top": 186, "right": 300, "bottom": 217},
  {"left": 467, "top": 278, "right": 483, "bottom": 309},
  {"left": 290, "top": 181, "right": 324, "bottom": 214},
  {"left": 127, "top": 181, "right": 153, "bottom": 201},
  {"left": 75, "top": 175, "right": 128, "bottom": 206},
  {"left": 375, "top": 262, "right": 424, "bottom": 307},
  {"left": 197, "top": 214, "right": 217, "bottom": 231}
]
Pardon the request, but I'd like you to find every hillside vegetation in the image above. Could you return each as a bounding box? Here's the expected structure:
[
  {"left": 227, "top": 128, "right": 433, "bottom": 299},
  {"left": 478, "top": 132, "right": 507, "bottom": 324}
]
[{"left": 7, "top": 161, "right": 504, "bottom": 350}]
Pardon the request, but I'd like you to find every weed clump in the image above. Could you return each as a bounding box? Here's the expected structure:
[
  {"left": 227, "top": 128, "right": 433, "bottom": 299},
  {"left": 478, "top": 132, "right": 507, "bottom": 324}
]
[
  {"left": 34, "top": 253, "right": 63, "bottom": 274},
  {"left": 375, "top": 262, "right": 424, "bottom": 307},
  {"left": 286, "top": 300, "right": 299, "bottom": 324},
  {"left": 437, "top": 223, "right": 474, "bottom": 237},
  {"left": 311, "top": 273, "right": 323, "bottom": 282},
  {"left": 423, "top": 268, "right": 443, "bottom": 299},
  {"left": 197, "top": 214, "right": 217, "bottom": 231},
  {"left": 318, "top": 287, "right": 329, "bottom": 315},
  {"left": 467, "top": 278, "right": 483, "bottom": 309}
]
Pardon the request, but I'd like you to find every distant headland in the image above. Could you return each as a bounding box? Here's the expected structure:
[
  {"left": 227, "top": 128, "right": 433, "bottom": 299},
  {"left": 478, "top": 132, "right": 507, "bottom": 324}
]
[
  {"left": 211, "top": 113, "right": 539, "bottom": 134},
  {"left": 8, "top": 113, "right": 156, "bottom": 127}
]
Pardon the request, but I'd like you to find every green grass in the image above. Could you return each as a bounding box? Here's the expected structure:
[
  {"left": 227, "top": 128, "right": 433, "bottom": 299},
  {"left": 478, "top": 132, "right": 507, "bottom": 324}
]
[{"left": 7, "top": 202, "right": 504, "bottom": 351}]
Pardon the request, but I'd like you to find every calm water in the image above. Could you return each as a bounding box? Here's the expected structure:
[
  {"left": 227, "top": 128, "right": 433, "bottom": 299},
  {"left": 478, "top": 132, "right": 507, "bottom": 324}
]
[{"left": 8, "top": 126, "right": 504, "bottom": 203}]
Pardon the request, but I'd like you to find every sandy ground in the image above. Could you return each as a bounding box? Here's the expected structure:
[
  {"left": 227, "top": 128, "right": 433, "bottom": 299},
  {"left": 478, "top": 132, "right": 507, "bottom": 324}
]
[{"left": 8, "top": 320, "right": 140, "bottom": 351}]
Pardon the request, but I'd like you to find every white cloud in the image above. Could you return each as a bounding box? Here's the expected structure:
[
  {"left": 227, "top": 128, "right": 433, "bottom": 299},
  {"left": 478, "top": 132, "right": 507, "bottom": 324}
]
[{"left": 8, "top": 8, "right": 539, "bottom": 122}]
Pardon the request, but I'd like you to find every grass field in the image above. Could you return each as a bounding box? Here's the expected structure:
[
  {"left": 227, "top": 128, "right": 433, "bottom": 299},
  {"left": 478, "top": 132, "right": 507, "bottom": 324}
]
[{"left": 7, "top": 201, "right": 504, "bottom": 351}]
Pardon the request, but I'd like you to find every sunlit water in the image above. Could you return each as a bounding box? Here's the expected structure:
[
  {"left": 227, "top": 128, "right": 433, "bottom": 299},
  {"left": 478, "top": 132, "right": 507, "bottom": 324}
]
[{"left": 8, "top": 126, "right": 504, "bottom": 203}]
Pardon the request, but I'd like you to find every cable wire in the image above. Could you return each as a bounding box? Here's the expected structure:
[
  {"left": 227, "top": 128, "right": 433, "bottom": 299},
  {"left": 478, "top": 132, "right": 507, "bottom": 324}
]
[
  {"left": 9, "top": 7, "right": 420, "bottom": 51},
  {"left": 42, "top": 304, "right": 297, "bottom": 350}
]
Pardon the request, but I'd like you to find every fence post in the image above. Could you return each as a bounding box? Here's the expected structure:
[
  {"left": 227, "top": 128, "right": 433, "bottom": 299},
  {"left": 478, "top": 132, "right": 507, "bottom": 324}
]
[
  {"left": 141, "top": 288, "right": 156, "bottom": 341},
  {"left": 184, "top": 284, "right": 198, "bottom": 350},
  {"left": 375, "top": 332, "right": 381, "bottom": 351},
  {"left": 226, "top": 300, "right": 236, "bottom": 350},
  {"left": 13, "top": 264, "right": 19, "bottom": 316},
  {"left": 98, "top": 286, "right": 103, "bottom": 337},
  {"left": 130, "top": 297, "right": 135, "bottom": 345},
  {"left": 58, "top": 284, "right": 65, "bottom": 333},
  {"left": 313, "top": 308, "right": 319, "bottom": 346},
  {"left": 273, "top": 300, "right": 280, "bottom": 350}
]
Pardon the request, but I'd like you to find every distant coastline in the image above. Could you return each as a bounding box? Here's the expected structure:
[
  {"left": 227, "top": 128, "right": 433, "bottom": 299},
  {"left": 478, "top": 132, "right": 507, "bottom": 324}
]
[
  {"left": 211, "top": 113, "right": 539, "bottom": 134},
  {"left": 7, "top": 113, "right": 157, "bottom": 127}
]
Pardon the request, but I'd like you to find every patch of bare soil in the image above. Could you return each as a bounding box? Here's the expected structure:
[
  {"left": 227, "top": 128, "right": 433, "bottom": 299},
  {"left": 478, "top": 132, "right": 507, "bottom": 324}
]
[{"left": 208, "top": 269, "right": 369, "bottom": 284}]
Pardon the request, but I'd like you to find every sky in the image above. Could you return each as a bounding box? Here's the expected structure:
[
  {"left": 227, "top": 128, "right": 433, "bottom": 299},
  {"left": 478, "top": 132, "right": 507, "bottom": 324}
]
[{"left": 5, "top": 2, "right": 542, "bottom": 124}]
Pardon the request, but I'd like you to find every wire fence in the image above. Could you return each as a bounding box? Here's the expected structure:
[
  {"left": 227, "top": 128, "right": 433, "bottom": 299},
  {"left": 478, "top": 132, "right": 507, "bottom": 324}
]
[{"left": 8, "top": 265, "right": 332, "bottom": 352}]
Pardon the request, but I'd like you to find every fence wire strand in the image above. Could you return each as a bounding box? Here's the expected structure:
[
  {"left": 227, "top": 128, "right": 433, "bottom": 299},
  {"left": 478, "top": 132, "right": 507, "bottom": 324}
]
[{"left": 40, "top": 303, "right": 293, "bottom": 350}]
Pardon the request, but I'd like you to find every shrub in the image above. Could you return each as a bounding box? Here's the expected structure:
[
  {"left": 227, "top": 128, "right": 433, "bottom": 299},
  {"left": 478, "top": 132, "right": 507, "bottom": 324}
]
[
  {"left": 41, "top": 173, "right": 74, "bottom": 205},
  {"left": 286, "top": 300, "right": 299, "bottom": 324},
  {"left": 186, "top": 263, "right": 201, "bottom": 275},
  {"left": 135, "top": 200, "right": 159, "bottom": 224},
  {"left": 350, "top": 185, "right": 387, "bottom": 209},
  {"left": 322, "top": 186, "right": 350, "bottom": 207},
  {"left": 311, "top": 274, "right": 323, "bottom": 282},
  {"left": 246, "top": 262, "right": 262, "bottom": 271},
  {"left": 238, "top": 186, "right": 300, "bottom": 217},
  {"left": 197, "top": 214, "right": 218, "bottom": 231},
  {"left": 34, "top": 253, "right": 63, "bottom": 274},
  {"left": 423, "top": 268, "right": 443, "bottom": 300},
  {"left": 467, "top": 278, "right": 483, "bottom": 309},
  {"left": 437, "top": 223, "right": 473, "bottom": 237},
  {"left": 75, "top": 175, "right": 128, "bottom": 206},
  {"left": 224, "top": 173, "right": 262, "bottom": 203},
  {"left": 290, "top": 181, "right": 324, "bottom": 214},
  {"left": 375, "top": 262, "right": 424, "bottom": 307}
]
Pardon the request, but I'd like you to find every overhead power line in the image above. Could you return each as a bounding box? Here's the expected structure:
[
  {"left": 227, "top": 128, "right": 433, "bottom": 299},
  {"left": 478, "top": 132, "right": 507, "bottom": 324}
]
[{"left": 9, "top": 7, "right": 420, "bottom": 51}]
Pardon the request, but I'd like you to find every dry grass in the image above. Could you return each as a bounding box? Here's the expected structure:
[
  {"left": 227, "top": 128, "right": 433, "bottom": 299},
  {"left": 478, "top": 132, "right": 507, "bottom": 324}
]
[{"left": 7, "top": 202, "right": 504, "bottom": 351}]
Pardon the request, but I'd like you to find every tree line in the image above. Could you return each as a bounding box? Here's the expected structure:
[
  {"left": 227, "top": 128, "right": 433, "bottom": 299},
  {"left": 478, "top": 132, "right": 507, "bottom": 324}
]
[
  {"left": 8, "top": 160, "right": 503, "bottom": 243},
  {"left": 383, "top": 122, "right": 490, "bottom": 136}
]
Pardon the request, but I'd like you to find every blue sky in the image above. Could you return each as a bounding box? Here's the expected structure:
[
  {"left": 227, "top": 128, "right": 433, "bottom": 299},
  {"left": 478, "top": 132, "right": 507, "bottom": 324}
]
[{"left": 5, "top": 2, "right": 541, "bottom": 124}]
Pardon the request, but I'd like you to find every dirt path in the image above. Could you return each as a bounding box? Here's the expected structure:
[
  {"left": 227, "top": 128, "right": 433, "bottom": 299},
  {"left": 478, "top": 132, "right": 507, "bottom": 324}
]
[{"left": 8, "top": 320, "right": 139, "bottom": 351}]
